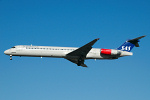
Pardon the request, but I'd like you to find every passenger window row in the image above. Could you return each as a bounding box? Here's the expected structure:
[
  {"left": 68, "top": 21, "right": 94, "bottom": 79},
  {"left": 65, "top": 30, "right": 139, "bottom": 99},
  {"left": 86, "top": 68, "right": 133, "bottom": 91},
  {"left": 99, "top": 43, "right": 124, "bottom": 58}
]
[{"left": 26, "top": 47, "right": 75, "bottom": 51}]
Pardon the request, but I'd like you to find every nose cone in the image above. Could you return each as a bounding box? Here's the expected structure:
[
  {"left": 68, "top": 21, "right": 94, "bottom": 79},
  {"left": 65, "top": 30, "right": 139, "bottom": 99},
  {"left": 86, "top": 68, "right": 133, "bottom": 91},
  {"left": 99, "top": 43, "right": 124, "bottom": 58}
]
[{"left": 4, "top": 50, "right": 9, "bottom": 55}]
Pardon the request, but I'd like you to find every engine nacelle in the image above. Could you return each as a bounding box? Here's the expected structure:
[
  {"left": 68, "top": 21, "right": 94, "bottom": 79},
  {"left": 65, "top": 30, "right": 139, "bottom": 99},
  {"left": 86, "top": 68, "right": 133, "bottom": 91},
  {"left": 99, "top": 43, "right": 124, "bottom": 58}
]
[{"left": 101, "top": 49, "right": 120, "bottom": 55}]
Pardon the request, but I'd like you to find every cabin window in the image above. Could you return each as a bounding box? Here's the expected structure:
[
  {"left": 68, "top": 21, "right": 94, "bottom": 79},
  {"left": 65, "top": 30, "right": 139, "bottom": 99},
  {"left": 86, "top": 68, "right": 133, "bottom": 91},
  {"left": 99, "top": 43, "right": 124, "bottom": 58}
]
[{"left": 11, "top": 46, "right": 15, "bottom": 48}]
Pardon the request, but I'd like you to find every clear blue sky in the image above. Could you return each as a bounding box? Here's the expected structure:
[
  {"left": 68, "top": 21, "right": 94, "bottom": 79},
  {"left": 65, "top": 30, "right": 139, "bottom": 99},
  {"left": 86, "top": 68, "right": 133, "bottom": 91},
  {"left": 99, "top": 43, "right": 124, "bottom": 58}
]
[{"left": 0, "top": 0, "right": 150, "bottom": 100}]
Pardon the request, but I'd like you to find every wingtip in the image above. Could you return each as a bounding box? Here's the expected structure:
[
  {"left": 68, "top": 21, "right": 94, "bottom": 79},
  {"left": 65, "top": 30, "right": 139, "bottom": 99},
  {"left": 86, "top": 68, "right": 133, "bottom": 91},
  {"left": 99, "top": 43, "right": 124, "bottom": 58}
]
[
  {"left": 143, "top": 35, "right": 146, "bottom": 37},
  {"left": 97, "top": 38, "right": 100, "bottom": 40},
  {"left": 140, "top": 35, "right": 146, "bottom": 38}
]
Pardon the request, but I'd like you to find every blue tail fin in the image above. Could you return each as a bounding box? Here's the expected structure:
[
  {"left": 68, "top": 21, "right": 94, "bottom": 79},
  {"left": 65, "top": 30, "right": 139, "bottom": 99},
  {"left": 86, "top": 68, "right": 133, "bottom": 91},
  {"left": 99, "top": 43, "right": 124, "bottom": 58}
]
[
  {"left": 117, "top": 35, "right": 146, "bottom": 52},
  {"left": 117, "top": 41, "right": 135, "bottom": 52}
]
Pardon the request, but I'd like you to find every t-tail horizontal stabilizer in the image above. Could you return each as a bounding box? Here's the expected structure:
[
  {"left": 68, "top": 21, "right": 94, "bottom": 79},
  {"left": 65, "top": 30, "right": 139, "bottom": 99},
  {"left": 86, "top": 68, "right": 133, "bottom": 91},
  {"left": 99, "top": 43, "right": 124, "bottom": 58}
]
[
  {"left": 128, "top": 35, "right": 146, "bottom": 47},
  {"left": 117, "top": 35, "right": 146, "bottom": 52}
]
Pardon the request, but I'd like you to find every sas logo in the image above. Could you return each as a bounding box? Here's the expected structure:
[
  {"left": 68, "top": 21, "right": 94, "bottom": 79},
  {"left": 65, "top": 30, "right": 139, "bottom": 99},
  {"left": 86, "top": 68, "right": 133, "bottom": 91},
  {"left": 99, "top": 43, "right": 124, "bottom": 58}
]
[{"left": 121, "top": 46, "right": 131, "bottom": 51}]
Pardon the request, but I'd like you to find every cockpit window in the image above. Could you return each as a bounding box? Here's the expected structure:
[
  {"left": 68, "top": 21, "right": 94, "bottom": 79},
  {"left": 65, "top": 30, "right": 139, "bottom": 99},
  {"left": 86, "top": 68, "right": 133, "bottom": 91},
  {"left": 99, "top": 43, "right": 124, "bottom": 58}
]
[{"left": 11, "top": 46, "right": 15, "bottom": 48}]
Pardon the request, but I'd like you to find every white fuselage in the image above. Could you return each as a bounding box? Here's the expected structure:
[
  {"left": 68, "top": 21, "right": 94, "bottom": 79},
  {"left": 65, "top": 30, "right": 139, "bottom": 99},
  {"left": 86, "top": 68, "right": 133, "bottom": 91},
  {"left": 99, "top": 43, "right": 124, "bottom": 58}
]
[{"left": 4, "top": 45, "right": 133, "bottom": 60}]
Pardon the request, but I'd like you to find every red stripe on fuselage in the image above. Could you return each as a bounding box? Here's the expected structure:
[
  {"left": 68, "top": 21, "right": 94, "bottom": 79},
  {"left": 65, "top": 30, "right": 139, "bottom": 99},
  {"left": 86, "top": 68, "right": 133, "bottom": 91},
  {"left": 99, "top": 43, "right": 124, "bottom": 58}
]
[{"left": 101, "top": 49, "right": 111, "bottom": 55}]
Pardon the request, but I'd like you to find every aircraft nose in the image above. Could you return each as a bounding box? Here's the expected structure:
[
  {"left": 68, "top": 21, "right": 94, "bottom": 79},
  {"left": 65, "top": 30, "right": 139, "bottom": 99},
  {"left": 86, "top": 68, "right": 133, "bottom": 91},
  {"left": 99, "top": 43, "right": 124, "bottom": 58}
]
[{"left": 4, "top": 50, "right": 9, "bottom": 55}]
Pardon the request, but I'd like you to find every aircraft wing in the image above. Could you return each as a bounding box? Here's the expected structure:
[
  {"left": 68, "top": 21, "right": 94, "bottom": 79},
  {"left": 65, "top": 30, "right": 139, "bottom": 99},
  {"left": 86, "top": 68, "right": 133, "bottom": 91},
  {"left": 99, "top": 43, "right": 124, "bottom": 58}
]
[
  {"left": 66, "top": 58, "right": 87, "bottom": 67},
  {"left": 66, "top": 38, "right": 99, "bottom": 67},
  {"left": 67, "top": 38, "right": 99, "bottom": 57}
]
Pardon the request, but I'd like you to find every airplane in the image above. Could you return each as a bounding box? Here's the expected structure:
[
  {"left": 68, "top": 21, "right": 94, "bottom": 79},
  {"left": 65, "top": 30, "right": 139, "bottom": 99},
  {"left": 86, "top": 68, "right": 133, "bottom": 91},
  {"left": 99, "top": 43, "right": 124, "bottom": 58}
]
[{"left": 4, "top": 35, "right": 146, "bottom": 67}]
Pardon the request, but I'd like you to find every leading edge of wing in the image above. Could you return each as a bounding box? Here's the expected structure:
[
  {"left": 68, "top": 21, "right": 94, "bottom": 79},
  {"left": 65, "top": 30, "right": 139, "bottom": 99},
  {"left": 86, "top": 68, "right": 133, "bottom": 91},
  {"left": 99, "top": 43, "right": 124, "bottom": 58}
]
[{"left": 66, "top": 38, "right": 100, "bottom": 57}]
